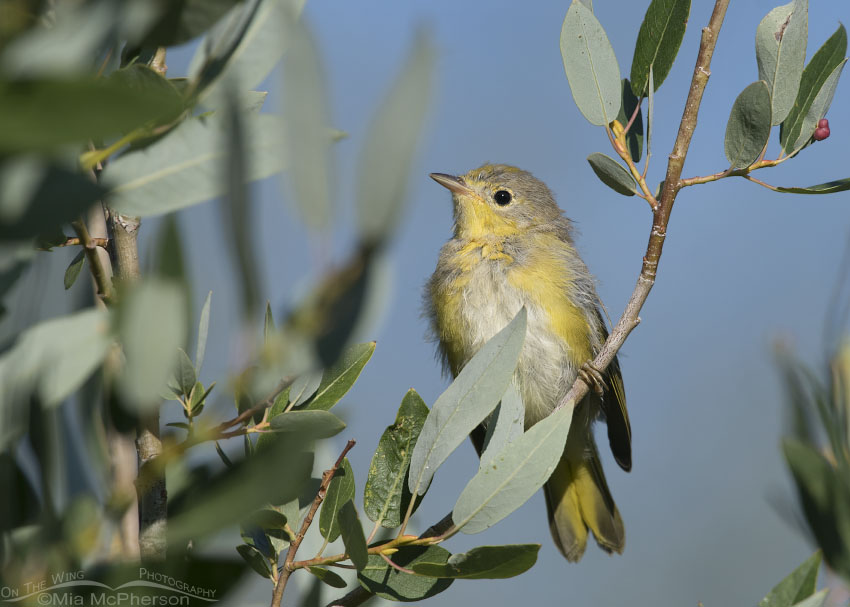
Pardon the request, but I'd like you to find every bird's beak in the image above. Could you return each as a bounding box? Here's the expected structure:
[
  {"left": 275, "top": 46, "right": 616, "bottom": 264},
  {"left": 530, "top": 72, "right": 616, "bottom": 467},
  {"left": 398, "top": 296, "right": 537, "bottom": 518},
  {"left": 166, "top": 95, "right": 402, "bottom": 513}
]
[{"left": 429, "top": 173, "right": 474, "bottom": 196}]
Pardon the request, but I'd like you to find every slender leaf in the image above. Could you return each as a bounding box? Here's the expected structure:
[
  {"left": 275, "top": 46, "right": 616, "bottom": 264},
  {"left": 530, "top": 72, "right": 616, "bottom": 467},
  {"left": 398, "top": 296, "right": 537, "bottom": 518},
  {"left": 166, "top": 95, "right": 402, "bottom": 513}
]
[
  {"left": 118, "top": 279, "right": 187, "bottom": 411},
  {"left": 339, "top": 501, "right": 368, "bottom": 570},
  {"left": 305, "top": 342, "right": 376, "bottom": 411},
  {"left": 103, "top": 113, "right": 287, "bottom": 217},
  {"left": 454, "top": 406, "right": 572, "bottom": 534},
  {"left": 236, "top": 544, "right": 272, "bottom": 579},
  {"left": 782, "top": 59, "right": 847, "bottom": 154},
  {"left": 307, "top": 567, "right": 347, "bottom": 589},
  {"left": 290, "top": 370, "right": 324, "bottom": 407},
  {"left": 781, "top": 25, "right": 847, "bottom": 153},
  {"left": 480, "top": 383, "right": 525, "bottom": 470},
  {"left": 560, "top": 0, "right": 622, "bottom": 126},
  {"left": 364, "top": 389, "right": 429, "bottom": 528},
  {"left": 408, "top": 307, "right": 527, "bottom": 496},
  {"left": 63, "top": 251, "right": 85, "bottom": 291},
  {"left": 756, "top": 0, "right": 808, "bottom": 125},
  {"left": 283, "top": 18, "right": 333, "bottom": 230},
  {"left": 587, "top": 152, "right": 637, "bottom": 196},
  {"left": 792, "top": 590, "right": 830, "bottom": 607},
  {"left": 616, "top": 79, "right": 643, "bottom": 162},
  {"left": 630, "top": 0, "right": 690, "bottom": 96},
  {"left": 269, "top": 410, "right": 346, "bottom": 438},
  {"left": 175, "top": 349, "right": 197, "bottom": 396},
  {"left": 724, "top": 81, "right": 772, "bottom": 169},
  {"left": 320, "top": 458, "right": 355, "bottom": 541},
  {"left": 783, "top": 438, "right": 850, "bottom": 576},
  {"left": 759, "top": 552, "right": 822, "bottom": 607},
  {"left": 0, "top": 67, "right": 184, "bottom": 152},
  {"left": 358, "top": 546, "right": 453, "bottom": 602},
  {"left": 356, "top": 33, "right": 435, "bottom": 245},
  {"left": 264, "top": 301, "right": 275, "bottom": 343},
  {"left": 776, "top": 178, "right": 850, "bottom": 195},
  {"left": 411, "top": 544, "right": 539, "bottom": 579},
  {"left": 0, "top": 159, "right": 105, "bottom": 240},
  {"left": 196, "top": 291, "right": 212, "bottom": 372}
]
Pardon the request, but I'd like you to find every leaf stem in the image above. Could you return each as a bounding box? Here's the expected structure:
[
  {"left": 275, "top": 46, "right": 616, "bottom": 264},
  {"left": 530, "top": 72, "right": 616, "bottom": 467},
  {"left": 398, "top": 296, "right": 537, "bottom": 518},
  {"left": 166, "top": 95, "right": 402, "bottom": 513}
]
[
  {"left": 70, "top": 218, "right": 115, "bottom": 304},
  {"left": 270, "top": 440, "right": 356, "bottom": 607}
]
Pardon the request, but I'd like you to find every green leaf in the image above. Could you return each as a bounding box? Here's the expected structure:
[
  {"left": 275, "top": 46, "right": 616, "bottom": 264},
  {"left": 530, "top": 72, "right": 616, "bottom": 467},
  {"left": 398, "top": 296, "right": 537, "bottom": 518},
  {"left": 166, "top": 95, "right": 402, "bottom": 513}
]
[
  {"left": 264, "top": 301, "right": 275, "bottom": 343},
  {"left": 339, "top": 501, "right": 368, "bottom": 571},
  {"left": 290, "top": 370, "right": 324, "bottom": 408},
  {"left": 783, "top": 438, "right": 850, "bottom": 577},
  {"left": 118, "top": 279, "right": 187, "bottom": 411},
  {"left": 269, "top": 410, "right": 346, "bottom": 438},
  {"left": 453, "top": 405, "right": 573, "bottom": 534},
  {"left": 480, "top": 383, "right": 525, "bottom": 470},
  {"left": 306, "top": 566, "right": 347, "bottom": 589},
  {"left": 408, "top": 307, "right": 527, "bottom": 496},
  {"left": 103, "top": 113, "right": 287, "bottom": 217},
  {"left": 616, "top": 79, "right": 643, "bottom": 162},
  {"left": 320, "top": 458, "right": 356, "bottom": 542},
  {"left": 268, "top": 386, "right": 292, "bottom": 418},
  {"left": 63, "top": 251, "right": 85, "bottom": 291},
  {"left": 138, "top": 0, "right": 240, "bottom": 47},
  {"left": 411, "top": 544, "right": 539, "bottom": 579},
  {"left": 587, "top": 152, "right": 638, "bottom": 196},
  {"left": 175, "top": 349, "right": 197, "bottom": 396},
  {"left": 189, "top": 0, "right": 305, "bottom": 107},
  {"left": 0, "top": 309, "right": 111, "bottom": 421},
  {"left": 0, "top": 67, "right": 184, "bottom": 152},
  {"left": 629, "top": 0, "right": 690, "bottom": 96},
  {"left": 283, "top": 18, "right": 333, "bottom": 231},
  {"left": 724, "top": 81, "right": 772, "bottom": 169},
  {"left": 196, "top": 291, "right": 212, "bottom": 373},
  {"left": 792, "top": 590, "right": 830, "bottom": 607},
  {"left": 364, "top": 389, "right": 429, "bottom": 528},
  {"left": 759, "top": 552, "right": 822, "bottom": 607},
  {"left": 560, "top": 0, "right": 622, "bottom": 126},
  {"left": 358, "top": 546, "right": 453, "bottom": 602},
  {"left": 775, "top": 178, "right": 850, "bottom": 195},
  {"left": 167, "top": 440, "right": 314, "bottom": 547},
  {"left": 0, "top": 159, "right": 105, "bottom": 240},
  {"left": 356, "top": 33, "right": 435, "bottom": 245},
  {"left": 780, "top": 22, "right": 847, "bottom": 154},
  {"left": 305, "top": 342, "right": 376, "bottom": 411},
  {"left": 647, "top": 66, "right": 655, "bottom": 159},
  {"left": 756, "top": 0, "right": 808, "bottom": 125},
  {"left": 236, "top": 543, "right": 272, "bottom": 579}
]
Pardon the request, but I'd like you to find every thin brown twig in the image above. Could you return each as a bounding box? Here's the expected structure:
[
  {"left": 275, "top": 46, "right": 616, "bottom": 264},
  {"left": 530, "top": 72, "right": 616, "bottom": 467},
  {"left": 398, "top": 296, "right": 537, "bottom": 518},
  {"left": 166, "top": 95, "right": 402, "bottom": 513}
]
[
  {"left": 70, "top": 218, "right": 114, "bottom": 304},
  {"left": 555, "top": 0, "right": 731, "bottom": 412},
  {"left": 380, "top": 553, "right": 415, "bottom": 575},
  {"left": 270, "top": 439, "right": 356, "bottom": 607}
]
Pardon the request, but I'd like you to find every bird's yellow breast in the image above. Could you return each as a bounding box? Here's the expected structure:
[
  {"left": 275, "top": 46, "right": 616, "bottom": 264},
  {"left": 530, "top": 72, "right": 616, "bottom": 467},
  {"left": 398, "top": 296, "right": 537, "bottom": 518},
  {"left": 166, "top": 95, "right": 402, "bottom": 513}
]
[{"left": 430, "top": 232, "right": 592, "bottom": 423}]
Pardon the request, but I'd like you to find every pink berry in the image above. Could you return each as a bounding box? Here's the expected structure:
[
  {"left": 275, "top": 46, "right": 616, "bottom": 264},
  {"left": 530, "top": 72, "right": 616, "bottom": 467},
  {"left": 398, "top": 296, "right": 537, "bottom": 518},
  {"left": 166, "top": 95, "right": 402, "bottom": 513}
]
[
  {"left": 813, "top": 127, "right": 830, "bottom": 141},
  {"left": 818, "top": 118, "right": 829, "bottom": 128}
]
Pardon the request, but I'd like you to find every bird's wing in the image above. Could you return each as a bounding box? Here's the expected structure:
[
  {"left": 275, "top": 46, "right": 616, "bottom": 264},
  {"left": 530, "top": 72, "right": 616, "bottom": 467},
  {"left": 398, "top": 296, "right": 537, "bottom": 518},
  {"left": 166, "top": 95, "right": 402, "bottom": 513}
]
[{"left": 596, "top": 310, "right": 632, "bottom": 472}]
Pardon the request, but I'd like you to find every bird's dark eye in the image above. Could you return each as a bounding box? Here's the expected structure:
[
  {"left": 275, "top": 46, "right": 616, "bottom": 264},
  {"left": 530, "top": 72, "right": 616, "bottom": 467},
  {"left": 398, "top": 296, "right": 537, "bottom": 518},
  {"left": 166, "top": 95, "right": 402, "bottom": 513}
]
[{"left": 494, "top": 190, "right": 512, "bottom": 206}]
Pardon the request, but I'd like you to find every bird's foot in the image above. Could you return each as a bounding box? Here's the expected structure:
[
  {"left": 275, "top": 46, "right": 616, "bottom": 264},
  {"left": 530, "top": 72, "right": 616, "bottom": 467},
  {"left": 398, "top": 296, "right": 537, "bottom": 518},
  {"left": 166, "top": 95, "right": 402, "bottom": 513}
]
[{"left": 578, "top": 361, "right": 606, "bottom": 396}]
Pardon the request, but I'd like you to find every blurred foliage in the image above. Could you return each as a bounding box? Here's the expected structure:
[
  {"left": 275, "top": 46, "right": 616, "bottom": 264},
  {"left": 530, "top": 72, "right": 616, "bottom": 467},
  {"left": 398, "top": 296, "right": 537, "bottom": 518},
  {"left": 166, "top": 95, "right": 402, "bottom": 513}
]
[{"left": 0, "top": 0, "right": 847, "bottom": 605}]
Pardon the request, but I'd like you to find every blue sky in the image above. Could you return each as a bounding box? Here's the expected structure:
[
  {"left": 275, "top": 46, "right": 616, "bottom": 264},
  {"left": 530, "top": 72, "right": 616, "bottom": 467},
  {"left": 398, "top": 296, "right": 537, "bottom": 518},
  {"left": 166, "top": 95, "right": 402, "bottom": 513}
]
[{"left": 14, "top": 1, "right": 850, "bottom": 605}]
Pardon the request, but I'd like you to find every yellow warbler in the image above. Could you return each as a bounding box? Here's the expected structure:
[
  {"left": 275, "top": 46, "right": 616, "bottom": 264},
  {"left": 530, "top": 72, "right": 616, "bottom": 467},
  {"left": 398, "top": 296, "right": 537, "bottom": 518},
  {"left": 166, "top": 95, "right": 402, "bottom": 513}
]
[{"left": 426, "top": 164, "right": 631, "bottom": 561}]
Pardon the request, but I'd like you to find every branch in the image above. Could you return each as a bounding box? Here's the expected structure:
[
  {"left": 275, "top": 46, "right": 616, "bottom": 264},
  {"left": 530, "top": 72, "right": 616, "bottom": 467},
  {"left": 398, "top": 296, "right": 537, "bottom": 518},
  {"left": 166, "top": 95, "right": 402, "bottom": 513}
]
[
  {"left": 270, "top": 440, "right": 356, "bottom": 607},
  {"left": 557, "top": 0, "right": 731, "bottom": 412},
  {"left": 70, "top": 218, "right": 114, "bottom": 304}
]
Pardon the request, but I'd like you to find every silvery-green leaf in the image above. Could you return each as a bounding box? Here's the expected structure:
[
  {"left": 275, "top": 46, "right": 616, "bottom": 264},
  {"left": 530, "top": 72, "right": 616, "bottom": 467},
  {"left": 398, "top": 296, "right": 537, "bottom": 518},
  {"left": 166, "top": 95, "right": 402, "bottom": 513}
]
[
  {"left": 453, "top": 405, "right": 572, "bottom": 534},
  {"left": 290, "top": 370, "right": 324, "bottom": 407},
  {"left": 357, "top": 546, "right": 453, "bottom": 601},
  {"left": 587, "top": 152, "right": 638, "bottom": 196},
  {"left": 480, "top": 383, "right": 524, "bottom": 470},
  {"left": 724, "top": 81, "right": 772, "bottom": 169},
  {"left": 356, "top": 33, "right": 435, "bottom": 245},
  {"left": 560, "top": 0, "right": 622, "bottom": 126},
  {"left": 782, "top": 59, "right": 846, "bottom": 155},
  {"left": 195, "top": 291, "right": 212, "bottom": 373},
  {"left": 780, "top": 25, "right": 846, "bottom": 154},
  {"left": 319, "top": 458, "right": 355, "bottom": 541},
  {"left": 629, "top": 0, "right": 690, "bottom": 96},
  {"left": 103, "top": 113, "right": 287, "bottom": 217},
  {"left": 119, "top": 279, "right": 187, "bottom": 411},
  {"left": 776, "top": 178, "right": 850, "bottom": 195},
  {"left": 304, "top": 342, "right": 376, "bottom": 411},
  {"left": 411, "top": 544, "right": 539, "bottom": 579},
  {"left": 282, "top": 18, "right": 333, "bottom": 231},
  {"left": 756, "top": 0, "right": 808, "bottom": 125},
  {"left": 339, "top": 501, "right": 368, "bottom": 570},
  {"left": 269, "top": 410, "right": 346, "bottom": 438},
  {"left": 408, "top": 308, "right": 527, "bottom": 496}
]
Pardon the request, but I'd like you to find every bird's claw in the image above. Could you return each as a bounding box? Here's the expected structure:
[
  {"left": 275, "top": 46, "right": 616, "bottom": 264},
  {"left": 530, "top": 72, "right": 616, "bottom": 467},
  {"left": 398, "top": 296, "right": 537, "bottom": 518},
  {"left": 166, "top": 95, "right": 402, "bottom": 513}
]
[{"left": 578, "top": 362, "right": 606, "bottom": 396}]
